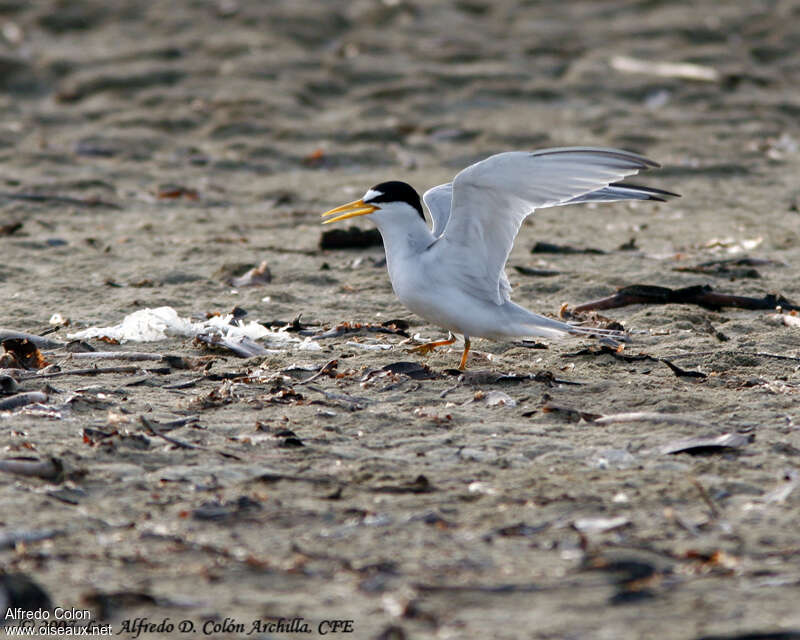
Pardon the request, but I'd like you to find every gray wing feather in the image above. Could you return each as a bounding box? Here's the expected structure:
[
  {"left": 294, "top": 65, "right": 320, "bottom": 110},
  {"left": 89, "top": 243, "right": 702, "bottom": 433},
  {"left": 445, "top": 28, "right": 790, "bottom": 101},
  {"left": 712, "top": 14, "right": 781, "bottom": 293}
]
[
  {"left": 422, "top": 182, "right": 453, "bottom": 238},
  {"left": 439, "top": 147, "right": 661, "bottom": 304}
]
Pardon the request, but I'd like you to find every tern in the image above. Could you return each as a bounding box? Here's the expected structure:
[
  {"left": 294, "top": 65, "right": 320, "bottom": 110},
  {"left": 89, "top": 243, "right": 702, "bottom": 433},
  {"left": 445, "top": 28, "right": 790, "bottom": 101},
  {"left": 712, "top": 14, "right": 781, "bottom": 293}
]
[{"left": 322, "top": 147, "right": 677, "bottom": 369}]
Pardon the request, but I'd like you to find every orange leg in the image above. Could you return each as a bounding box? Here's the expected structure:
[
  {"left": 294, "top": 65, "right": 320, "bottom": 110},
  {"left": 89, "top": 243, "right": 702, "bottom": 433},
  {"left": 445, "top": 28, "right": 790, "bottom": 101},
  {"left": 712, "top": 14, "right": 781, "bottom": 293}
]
[
  {"left": 458, "top": 336, "right": 471, "bottom": 370},
  {"left": 408, "top": 332, "right": 456, "bottom": 355}
]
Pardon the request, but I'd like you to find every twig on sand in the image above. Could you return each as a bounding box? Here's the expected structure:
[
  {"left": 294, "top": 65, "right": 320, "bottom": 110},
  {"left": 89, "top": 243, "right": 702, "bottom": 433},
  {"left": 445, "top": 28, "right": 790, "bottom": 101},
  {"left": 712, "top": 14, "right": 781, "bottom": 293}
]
[
  {"left": 65, "top": 351, "right": 165, "bottom": 361},
  {"left": 305, "top": 385, "right": 368, "bottom": 410},
  {"left": 592, "top": 412, "right": 714, "bottom": 429},
  {"left": 139, "top": 416, "right": 241, "bottom": 460},
  {"left": 140, "top": 530, "right": 270, "bottom": 566},
  {"left": 62, "top": 351, "right": 203, "bottom": 370},
  {"left": 257, "top": 472, "right": 337, "bottom": 485},
  {"left": 754, "top": 352, "right": 800, "bottom": 362},
  {"left": 690, "top": 477, "right": 720, "bottom": 519},
  {"left": 18, "top": 365, "right": 172, "bottom": 380},
  {"left": 294, "top": 359, "right": 338, "bottom": 385},
  {"left": 542, "top": 408, "right": 726, "bottom": 432},
  {"left": 150, "top": 416, "right": 201, "bottom": 432},
  {"left": 0, "top": 191, "right": 120, "bottom": 209},
  {"left": 439, "top": 383, "right": 461, "bottom": 399},
  {"left": 610, "top": 55, "right": 721, "bottom": 82},
  {"left": 415, "top": 582, "right": 543, "bottom": 594}
]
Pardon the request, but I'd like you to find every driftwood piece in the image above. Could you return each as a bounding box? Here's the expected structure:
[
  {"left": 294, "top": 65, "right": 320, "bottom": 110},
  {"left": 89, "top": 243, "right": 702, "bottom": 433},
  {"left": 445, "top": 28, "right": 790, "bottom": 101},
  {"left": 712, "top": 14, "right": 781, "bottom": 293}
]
[
  {"left": 0, "top": 391, "right": 48, "bottom": 411},
  {"left": 574, "top": 284, "right": 800, "bottom": 313},
  {"left": 0, "top": 456, "right": 64, "bottom": 481},
  {"left": 0, "top": 330, "right": 63, "bottom": 349}
]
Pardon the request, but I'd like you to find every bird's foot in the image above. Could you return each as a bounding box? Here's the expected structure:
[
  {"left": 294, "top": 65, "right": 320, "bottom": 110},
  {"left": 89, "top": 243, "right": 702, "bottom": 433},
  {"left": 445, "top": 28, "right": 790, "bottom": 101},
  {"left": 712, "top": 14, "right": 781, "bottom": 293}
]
[
  {"left": 407, "top": 340, "right": 453, "bottom": 356},
  {"left": 407, "top": 334, "right": 456, "bottom": 356}
]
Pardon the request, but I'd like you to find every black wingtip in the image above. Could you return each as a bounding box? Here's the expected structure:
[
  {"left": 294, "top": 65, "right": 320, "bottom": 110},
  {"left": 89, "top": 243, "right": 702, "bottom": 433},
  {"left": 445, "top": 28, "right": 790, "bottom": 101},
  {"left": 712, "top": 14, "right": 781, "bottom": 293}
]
[{"left": 609, "top": 182, "right": 681, "bottom": 199}]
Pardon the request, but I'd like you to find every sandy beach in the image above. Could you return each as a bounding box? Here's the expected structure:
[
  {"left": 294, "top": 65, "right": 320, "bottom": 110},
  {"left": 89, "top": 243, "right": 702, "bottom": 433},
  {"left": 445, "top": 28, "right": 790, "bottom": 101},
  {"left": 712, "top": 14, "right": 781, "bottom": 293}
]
[{"left": 2, "top": 1, "right": 800, "bottom": 638}]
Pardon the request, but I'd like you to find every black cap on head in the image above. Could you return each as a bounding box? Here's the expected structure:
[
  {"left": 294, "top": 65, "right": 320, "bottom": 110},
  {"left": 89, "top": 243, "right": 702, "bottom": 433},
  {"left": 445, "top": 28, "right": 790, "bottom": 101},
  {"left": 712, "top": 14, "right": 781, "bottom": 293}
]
[{"left": 365, "top": 181, "right": 424, "bottom": 221}]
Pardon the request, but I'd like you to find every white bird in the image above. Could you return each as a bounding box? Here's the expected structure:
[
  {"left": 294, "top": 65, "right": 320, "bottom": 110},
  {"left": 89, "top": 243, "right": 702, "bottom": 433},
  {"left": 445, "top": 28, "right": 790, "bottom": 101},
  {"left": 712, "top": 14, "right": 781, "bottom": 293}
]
[{"left": 321, "top": 147, "right": 678, "bottom": 370}]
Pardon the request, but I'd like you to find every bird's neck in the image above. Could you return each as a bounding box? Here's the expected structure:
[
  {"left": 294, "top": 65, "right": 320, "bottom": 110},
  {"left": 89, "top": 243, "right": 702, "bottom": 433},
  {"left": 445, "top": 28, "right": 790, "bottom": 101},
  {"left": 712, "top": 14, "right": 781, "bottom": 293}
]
[{"left": 372, "top": 212, "right": 435, "bottom": 276}]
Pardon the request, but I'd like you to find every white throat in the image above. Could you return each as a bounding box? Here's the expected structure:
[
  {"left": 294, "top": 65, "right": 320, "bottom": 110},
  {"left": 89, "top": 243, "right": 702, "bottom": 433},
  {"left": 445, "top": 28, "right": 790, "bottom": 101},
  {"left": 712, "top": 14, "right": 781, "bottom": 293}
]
[{"left": 367, "top": 202, "right": 435, "bottom": 280}]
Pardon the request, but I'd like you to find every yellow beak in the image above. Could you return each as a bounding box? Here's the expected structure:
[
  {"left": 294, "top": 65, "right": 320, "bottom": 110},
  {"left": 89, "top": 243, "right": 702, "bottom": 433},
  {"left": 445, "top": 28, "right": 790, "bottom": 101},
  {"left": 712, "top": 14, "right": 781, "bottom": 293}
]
[{"left": 321, "top": 199, "right": 379, "bottom": 224}]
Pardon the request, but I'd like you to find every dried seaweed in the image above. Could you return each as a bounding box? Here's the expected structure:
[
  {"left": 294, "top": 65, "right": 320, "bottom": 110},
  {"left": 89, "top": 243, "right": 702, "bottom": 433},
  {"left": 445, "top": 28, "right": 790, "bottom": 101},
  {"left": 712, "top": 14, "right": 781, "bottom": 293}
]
[
  {"left": 574, "top": 284, "right": 800, "bottom": 313},
  {"left": 1, "top": 338, "right": 50, "bottom": 370},
  {"left": 532, "top": 241, "right": 606, "bottom": 255},
  {"left": 450, "top": 369, "right": 579, "bottom": 386},
  {"left": 563, "top": 344, "right": 658, "bottom": 363},
  {"left": 582, "top": 550, "right": 666, "bottom": 605},
  {"left": 0, "top": 221, "right": 23, "bottom": 236},
  {"left": 313, "top": 321, "right": 410, "bottom": 340},
  {"left": 662, "top": 360, "right": 707, "bottom": 379},
  {"left": 381, "top": 361, "right": 439, "bottom": 380},
  {"left": 672, "top": 256, "right": 778, "bottom": 279}
]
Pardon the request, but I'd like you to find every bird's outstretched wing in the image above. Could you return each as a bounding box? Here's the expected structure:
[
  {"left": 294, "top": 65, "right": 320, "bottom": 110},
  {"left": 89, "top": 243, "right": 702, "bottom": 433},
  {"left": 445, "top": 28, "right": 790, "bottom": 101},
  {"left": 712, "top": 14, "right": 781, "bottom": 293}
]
[
  {"left": 439, "top": 147, "right": 661, "bottom": 305},
  {"left": 424, "top": 178, "right": 674, "bottom": 235},
  {"left": 422, "top": 182, "right": 453, "bottom": 238}
]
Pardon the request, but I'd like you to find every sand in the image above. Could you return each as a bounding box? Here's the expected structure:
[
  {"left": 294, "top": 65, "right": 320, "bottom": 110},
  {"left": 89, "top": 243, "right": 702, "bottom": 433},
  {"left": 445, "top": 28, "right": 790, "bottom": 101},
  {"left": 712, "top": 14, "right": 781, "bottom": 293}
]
[{"left": 1, "top": 1, "right": 800, "bottom": 638}]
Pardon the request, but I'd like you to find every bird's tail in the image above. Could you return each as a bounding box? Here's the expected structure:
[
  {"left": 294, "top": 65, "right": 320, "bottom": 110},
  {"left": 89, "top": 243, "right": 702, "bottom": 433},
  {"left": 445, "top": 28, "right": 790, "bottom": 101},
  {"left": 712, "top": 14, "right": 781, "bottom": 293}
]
[{"left": 508, "top": 304, "right": 625, "bottom": 341}]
